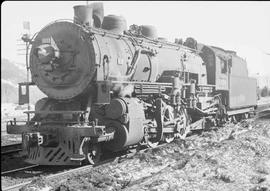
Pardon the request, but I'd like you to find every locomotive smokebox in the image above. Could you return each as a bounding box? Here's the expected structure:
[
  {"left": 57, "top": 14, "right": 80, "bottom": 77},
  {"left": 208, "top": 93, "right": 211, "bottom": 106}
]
[{"left": 73, "top": 5, "right": 93, "bottom": 26}]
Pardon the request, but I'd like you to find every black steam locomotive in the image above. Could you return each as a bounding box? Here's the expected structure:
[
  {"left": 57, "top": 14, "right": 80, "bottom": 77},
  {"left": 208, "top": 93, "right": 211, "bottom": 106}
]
[{"left": 7, "top": 3, "right": 257, "bottom": 165}]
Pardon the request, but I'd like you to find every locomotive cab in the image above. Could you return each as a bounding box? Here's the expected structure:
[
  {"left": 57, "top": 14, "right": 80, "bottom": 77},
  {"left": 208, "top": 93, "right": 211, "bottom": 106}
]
[{"left": 198, "top": 44, "right": 257, "bottom": 120}]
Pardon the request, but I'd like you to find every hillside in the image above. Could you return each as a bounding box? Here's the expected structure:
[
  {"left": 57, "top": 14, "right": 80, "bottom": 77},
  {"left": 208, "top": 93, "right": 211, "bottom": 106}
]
[{"left": 1, "top": 58, "right": 45, "bottom": 104}]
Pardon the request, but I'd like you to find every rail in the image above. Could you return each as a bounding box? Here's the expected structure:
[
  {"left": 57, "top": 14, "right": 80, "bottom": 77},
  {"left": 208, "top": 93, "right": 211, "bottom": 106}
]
[
  {"left": 1, "top": 143, "right": 166, "bottom": 191},
  {"left": 1, "top": 165, "right": 39, "bottom": 176},
  {"left": 1, "top": 143, "right": 22, "bottom": 155}
]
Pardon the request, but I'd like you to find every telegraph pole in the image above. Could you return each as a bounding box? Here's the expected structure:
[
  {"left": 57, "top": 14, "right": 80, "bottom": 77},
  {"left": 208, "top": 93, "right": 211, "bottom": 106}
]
[{"left": 21, "top": 21, "right": 31, "bottom": 120}]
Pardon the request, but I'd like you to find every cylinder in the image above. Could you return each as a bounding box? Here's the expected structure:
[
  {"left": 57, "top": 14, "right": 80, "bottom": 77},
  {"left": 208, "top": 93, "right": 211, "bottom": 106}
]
[
  {"left": 104, "top": 98, "right": 145, "bottom": 152},
  {"left": 105, "top": 98, "right": 127, "bottom": 119},
  {"left": 73, "top": 5, "right": 93, "bottom": 26}
]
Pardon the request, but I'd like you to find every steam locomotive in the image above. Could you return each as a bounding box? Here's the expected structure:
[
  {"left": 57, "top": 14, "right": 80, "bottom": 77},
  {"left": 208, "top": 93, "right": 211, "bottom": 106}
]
[{"left": 7, "top": 3, "right": 257, "bottom": 165}]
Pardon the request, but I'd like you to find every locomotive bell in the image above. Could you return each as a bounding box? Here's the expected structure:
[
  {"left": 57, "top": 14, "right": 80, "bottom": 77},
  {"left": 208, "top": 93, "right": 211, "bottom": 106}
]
[{"left": 73, "top": 5, "right": 93, "bottom": 26}]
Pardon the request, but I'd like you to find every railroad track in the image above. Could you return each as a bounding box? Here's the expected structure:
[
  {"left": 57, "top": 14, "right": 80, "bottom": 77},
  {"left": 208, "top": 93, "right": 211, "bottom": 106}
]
[
  {"left": 1, "top": 143, "right": 165, "bottom": 191},
  {"left": 1, "top": 143, "right": 22, "bottom": 155},
  {"left": 1, "top": 143, "right": 34, "bottom": 177},
  {"left": 255, "top": 102, "right": 270, "bottom": 119},
  {"left": 1, "top": 164, "right": 39, "bottom": 176},
  {"left": 256, "top": 102, "right": 270, "bottom": 112},
  {"left": 256, "top": 110, "right": 270, "bottom": 119}
]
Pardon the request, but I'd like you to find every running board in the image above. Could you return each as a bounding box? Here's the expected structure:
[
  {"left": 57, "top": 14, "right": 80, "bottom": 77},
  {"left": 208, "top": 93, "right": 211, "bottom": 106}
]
[{"left": 227, "top": 107, "right": 254, "bottom": 116}]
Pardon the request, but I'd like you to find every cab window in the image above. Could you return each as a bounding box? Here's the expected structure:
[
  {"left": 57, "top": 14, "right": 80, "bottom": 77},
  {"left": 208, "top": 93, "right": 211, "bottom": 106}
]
[{"left": 219, "top": 57, "right": 227, "bottom": 74}]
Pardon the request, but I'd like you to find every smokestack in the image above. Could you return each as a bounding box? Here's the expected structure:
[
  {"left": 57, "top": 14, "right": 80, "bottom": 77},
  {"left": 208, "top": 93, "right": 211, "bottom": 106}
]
[{"left": 73, "top": 5, "right": 93, "bottom": 26}]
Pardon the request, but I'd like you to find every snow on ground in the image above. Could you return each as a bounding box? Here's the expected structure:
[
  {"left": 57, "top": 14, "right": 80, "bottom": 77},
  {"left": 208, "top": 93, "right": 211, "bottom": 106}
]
[
  {"left": 1, "top": 103, "right": 34, "bottom": 145},
  {"left": 1, "top": 103, "right": 33, "bottom": 119}
]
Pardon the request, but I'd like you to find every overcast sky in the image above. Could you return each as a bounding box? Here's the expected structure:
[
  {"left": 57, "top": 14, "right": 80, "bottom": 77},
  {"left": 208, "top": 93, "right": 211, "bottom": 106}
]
[{"left": 1, "top": 1, "right": 270, "bottom": 78}]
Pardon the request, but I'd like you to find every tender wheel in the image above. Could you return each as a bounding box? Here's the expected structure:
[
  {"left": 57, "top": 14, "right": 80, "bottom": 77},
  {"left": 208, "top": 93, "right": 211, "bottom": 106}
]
[{"left": 85, "top": 144, "right": 101, "bottom": 165}]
